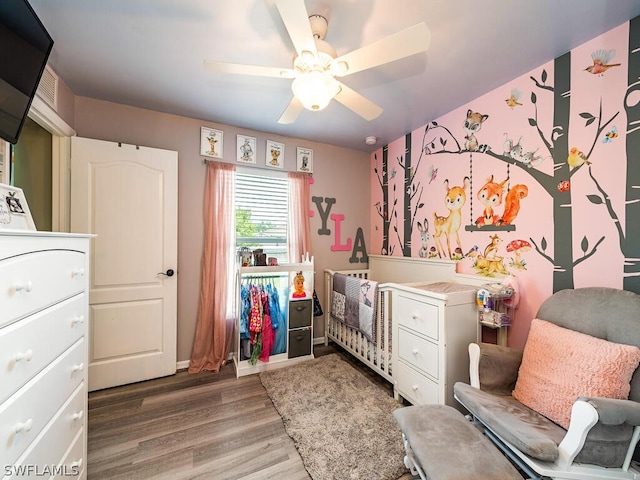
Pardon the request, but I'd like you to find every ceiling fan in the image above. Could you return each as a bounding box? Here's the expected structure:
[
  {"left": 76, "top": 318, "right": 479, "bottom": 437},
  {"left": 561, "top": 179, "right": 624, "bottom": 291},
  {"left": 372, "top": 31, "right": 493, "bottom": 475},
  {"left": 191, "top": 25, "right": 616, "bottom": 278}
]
[{"left": 204, "top": 0, "right": 430, "bottom": 124}]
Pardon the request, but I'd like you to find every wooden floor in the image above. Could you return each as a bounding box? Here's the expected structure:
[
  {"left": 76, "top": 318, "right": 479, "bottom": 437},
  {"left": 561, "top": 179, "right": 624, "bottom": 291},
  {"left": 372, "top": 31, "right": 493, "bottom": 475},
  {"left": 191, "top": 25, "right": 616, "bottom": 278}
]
[{"left": 87, "top": 344, "right": 399, "bottom": 480}]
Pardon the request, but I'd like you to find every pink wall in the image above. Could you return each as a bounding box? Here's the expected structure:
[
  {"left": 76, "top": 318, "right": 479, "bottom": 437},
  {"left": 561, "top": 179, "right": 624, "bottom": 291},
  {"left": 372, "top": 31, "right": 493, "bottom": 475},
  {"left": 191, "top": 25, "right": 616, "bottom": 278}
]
[{"left": 371, "top": 20, "right": 638, "bottom": 348}]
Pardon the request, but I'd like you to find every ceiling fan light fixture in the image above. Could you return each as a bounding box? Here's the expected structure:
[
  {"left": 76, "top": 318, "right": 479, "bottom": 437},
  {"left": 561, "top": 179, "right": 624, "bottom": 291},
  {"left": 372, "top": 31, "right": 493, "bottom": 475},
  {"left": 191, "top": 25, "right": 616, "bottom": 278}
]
[
  {"left": 330, "top": 60, "right": 348, "bottom": 76},
  {"left": 292, "top": 71, "right": 340, "bottom": 111},
  {"left": 300, "top": 50, "right": 315, "bottom": 62},
  {"left": 309, "top": 15, "right": 328, "bottom": 40}
]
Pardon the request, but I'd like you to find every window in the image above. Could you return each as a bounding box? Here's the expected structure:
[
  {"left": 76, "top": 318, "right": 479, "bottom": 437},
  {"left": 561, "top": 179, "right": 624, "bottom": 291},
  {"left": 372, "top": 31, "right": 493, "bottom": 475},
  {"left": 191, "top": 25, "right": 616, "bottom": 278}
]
[{"left": 235, "top": 170, "right": 288, "bottom": 263}]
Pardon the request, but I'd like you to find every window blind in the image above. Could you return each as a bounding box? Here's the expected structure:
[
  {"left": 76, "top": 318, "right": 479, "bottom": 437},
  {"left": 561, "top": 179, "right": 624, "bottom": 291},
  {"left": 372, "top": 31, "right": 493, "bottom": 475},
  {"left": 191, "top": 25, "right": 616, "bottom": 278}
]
[{"left": 235, "top": 171, "right": 288, "bottom": 261}]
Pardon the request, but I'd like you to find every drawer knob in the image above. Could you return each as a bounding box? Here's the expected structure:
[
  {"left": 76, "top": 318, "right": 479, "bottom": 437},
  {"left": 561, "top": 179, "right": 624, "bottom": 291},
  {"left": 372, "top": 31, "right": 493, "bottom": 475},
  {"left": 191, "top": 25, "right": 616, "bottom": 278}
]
[
  {"left": 412, "top": 348, "right": 419, "bottom": 356},
  {"left": 412, "top": 385, "right": 419, "bottom": 391},
  {"left": 72, "top": 410, "right": 84, "bottom": 422},
  {"left": 15, "top": 349, "right": 33, "bottom": 363},
  {"left": 72, "top": 362, "right": 85, "bottom": 374},
  {"left": 15, "top": 418, "right": 33, "bottom": 433},
  {"left": 411, "top": 314, "right": 420, "bottom": 320},
  {"left": 71, "top": 315, "right": 85, "bottom": 327},
  {"left": 71, "top": 268, "right": 85, "bottom": 278},
  {"left": 15, "top": 281, "right": 33, "bottom": 293}
]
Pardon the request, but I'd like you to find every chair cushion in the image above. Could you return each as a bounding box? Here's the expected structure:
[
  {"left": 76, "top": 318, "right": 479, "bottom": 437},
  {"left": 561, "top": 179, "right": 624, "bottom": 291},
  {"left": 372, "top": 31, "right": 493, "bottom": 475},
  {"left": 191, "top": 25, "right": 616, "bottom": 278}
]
[
  {"left": 455, "top": 382, "right": 635, "bottom": 467},
  {"left": 393, "top": 404, "right": 522, "bottom": 480},
  {"left": 513, "top": 319, "right": 640, "bottom": 429},
  {"left": 455, "top": 382, "right": 565, "bottom": 462}
]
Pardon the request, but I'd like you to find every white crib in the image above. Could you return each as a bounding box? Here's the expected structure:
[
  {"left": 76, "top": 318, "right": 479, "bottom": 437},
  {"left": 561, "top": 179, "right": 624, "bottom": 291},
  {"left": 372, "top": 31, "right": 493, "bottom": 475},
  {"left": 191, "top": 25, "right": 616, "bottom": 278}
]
[{"left": 324, "top": 255, "right": 458, "bottom": 383}]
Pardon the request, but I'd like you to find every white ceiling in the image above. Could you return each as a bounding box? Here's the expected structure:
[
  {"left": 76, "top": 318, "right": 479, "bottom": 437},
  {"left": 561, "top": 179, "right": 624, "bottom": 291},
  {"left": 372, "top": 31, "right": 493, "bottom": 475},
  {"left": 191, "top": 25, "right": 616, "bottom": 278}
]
[{"left": 27, "top": 0, "right": 640, "bottom": 152}]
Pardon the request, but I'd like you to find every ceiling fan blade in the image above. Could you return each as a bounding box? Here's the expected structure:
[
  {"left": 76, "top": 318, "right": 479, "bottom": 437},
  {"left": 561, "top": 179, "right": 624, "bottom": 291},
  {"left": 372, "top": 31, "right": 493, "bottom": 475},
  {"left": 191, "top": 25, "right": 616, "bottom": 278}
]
[
  {"left": 333, "top": 23, "right": 430, "bottom": 77},
  {"left": 204, "top": 60, "right": 295, "bottom": 78},
  {"left": 275, "top": 0, "right": 317, "bottom": 58},
  {"left": 334, "top": 82, "right": 383, "bottom": 121},
  {"left": 278, "top": 96, "right": 304, "bottom": 124}
]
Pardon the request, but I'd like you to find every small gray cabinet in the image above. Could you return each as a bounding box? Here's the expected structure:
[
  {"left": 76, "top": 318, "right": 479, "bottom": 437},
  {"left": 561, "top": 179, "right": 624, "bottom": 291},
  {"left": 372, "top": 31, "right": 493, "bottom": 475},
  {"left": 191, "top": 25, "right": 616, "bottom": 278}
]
[{"left": 288, "top": 298, "right": 313, "bottom": 358}]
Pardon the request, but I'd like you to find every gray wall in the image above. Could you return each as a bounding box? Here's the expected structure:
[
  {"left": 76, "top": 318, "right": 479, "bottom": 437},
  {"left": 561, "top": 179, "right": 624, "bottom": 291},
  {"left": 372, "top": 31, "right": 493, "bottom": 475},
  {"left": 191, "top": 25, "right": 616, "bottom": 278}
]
[{"left": 72, "top": 96, "right": 370, "bottom": 363}]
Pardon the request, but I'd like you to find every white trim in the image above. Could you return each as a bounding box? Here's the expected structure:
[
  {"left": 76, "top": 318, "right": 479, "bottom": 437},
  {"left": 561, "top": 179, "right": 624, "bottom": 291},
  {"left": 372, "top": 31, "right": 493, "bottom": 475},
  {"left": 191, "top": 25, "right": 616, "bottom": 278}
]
[
  {"left": 28, "top": 95, "right": 75, "bottom": 138},
  {"left": 27, "top": 92, "right": 76, "bottom": 233},
  {"left": 51, "top": 136, "right": 71, "bottom": 232},
  {"left": 176, "top": 360, "right": 190, "bottom": 370},
  {"left": 0, "top": 140, "right": 9, "bottom": 184}
]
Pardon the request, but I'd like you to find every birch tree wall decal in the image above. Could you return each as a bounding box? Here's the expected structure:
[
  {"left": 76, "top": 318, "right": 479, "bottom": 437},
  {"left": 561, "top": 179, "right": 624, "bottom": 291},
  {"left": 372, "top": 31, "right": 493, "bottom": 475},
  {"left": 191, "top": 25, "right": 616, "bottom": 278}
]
[{"left": 622, "top": 16, "right": 640, "bottom": 292}]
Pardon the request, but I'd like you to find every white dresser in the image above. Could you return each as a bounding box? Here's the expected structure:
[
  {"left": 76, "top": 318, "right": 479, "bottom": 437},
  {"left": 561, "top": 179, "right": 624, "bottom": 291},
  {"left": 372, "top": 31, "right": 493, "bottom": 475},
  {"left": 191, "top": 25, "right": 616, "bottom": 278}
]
[
  {"left": 0, "top": 231, "right": 91, "bottom": 480},
  {"left": 391, "top": 282, "right": 478, "bottom": 408}
]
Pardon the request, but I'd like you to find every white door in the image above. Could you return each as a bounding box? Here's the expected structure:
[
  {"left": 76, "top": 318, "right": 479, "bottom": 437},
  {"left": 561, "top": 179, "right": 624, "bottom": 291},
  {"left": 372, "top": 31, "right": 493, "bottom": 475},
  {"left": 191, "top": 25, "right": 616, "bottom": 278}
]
[{"left": 70, "top": 136, "right": 178, "bottom": 391}]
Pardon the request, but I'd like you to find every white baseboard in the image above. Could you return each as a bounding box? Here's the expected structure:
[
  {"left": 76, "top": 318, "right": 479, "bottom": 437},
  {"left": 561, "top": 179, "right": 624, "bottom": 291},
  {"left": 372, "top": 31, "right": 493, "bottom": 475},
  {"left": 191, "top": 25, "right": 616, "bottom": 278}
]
[
  {"left": 176, "top": 360, "right": 190, "bottom": 370},
  {"left": 180, "top": 341, "right": 325, "bottom": 371}
]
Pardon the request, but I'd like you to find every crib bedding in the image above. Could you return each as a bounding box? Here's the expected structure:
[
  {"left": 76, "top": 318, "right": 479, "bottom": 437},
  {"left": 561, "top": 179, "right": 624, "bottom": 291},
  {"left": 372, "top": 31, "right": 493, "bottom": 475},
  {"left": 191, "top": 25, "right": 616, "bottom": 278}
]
[
  {"left": 324, "top": 256, "right": 461, "bottom": 386},
  {"left": 330, "top": 273, "right": 379, "bottom": 343}
]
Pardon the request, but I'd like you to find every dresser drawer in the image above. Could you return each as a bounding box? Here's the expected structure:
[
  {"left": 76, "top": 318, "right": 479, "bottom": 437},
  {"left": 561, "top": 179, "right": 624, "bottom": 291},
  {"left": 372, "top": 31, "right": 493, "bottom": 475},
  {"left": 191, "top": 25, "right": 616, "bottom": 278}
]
[
  {"left": 289, "top": 299, "right": 312, "bottom": 328},
  {"left": 0, "top": 339, "right": 85, "bottom": 466},
  {"left": 54, "top": 425, "right": 85, "bottom": 480},
  {"left": 396, "top": 361, "right": 439, "bottom": 405},
  {"left": 395, "top": 293, "right": 439, "bottom": 340},
  {"left": 14, "top": 383, "right": 85, "bottom": 480},
  {"left": 0, "top": 250, "right": 86, "bottom": 327},
  {"left": 398, "top": 327, "right": 439, "bottom": 379},
  {"left": 0, "top": 294, "right": 86, "bottom": 403}
]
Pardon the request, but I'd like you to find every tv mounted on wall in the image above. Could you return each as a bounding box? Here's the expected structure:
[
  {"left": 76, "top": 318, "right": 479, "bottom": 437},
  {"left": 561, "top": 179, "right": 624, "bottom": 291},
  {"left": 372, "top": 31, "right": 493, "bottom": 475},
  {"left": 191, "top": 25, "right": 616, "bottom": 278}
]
[{"left": 0, "top": 0, "right": 53, "bottom": 145}]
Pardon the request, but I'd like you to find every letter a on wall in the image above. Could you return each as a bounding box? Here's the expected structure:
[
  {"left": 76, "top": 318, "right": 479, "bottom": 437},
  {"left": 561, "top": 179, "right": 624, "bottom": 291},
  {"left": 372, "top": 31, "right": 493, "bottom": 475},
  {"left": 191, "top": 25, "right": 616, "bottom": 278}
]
[{"left": 349, "top": 228, "right": 368, "bottom": 263}]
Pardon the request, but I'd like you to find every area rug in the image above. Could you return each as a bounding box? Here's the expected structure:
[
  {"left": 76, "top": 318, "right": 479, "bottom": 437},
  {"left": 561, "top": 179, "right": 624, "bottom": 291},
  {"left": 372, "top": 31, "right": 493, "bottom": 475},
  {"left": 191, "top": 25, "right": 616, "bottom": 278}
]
[{"left": 259, "top": 354, "right": 408, "bottom": 480}]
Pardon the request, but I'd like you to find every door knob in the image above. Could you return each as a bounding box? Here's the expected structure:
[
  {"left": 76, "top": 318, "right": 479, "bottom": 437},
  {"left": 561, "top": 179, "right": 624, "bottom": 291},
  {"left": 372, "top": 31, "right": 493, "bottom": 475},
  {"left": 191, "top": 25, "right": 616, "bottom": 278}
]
[{"left": 158, "top": 269, "right": 175, "bottom": 277}]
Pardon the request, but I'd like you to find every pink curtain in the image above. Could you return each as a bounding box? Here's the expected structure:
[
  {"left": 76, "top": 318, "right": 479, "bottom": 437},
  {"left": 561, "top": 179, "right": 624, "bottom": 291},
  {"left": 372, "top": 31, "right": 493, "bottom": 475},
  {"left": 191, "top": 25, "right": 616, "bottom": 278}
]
[
  {"left": 189, "top": 162, "right": 236, "bottom": 373},
  {"left": 287, "top": 172, "right": 312, "bottom": 262}
]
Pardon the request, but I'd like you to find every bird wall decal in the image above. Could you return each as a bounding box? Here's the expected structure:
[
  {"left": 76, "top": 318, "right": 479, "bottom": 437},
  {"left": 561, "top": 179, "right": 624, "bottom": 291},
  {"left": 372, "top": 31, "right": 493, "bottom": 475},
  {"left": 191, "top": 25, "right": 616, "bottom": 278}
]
[
  {"left": 505, "top": 88, "right": 523, "bottom": 108},
  {"left": 585, "top": 49, "right": 621, "bottom": 76},
  {"left": 567, "top": 147, "right": 590, "bottom": 170}
]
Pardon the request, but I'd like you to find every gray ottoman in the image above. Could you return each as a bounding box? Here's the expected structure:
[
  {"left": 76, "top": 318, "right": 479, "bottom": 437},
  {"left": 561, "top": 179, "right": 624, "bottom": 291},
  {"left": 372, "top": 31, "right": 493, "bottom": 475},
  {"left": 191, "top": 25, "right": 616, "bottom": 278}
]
[{"left": 393, "top": 404, "right": 522, "bottom": 480}]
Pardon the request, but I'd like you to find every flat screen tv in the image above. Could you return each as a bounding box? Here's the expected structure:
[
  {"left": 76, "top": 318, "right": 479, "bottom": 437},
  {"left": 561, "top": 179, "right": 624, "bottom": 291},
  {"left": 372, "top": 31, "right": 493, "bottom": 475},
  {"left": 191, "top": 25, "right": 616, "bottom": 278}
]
[{"left": 0, "top": 0, "right": 53, "bottom": 144}]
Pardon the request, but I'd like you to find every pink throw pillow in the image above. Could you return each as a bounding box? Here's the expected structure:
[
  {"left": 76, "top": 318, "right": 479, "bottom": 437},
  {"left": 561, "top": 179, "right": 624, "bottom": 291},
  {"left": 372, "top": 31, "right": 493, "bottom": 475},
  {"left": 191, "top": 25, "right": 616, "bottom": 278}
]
[{"left": 513, "top": 318, "right": 640, "bottom": 429}]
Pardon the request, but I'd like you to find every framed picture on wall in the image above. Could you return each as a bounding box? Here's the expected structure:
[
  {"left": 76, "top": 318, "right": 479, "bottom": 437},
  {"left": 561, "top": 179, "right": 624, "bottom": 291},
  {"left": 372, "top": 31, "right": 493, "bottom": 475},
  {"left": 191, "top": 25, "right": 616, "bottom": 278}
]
[
  {"left": 200, "top": 126, "right": 223, "bottom": 158},
  {"left": 296, "top": 147, "right": 313, "bottom": 173},
  {"left": 265, "top": 140, "right": 284, "bottom": 169},
  {"left": 237, "top": 134, "right": 256, "bottom": 164},
  {"left": 0, "top": 183, "right": 35, "bottom": 230}
]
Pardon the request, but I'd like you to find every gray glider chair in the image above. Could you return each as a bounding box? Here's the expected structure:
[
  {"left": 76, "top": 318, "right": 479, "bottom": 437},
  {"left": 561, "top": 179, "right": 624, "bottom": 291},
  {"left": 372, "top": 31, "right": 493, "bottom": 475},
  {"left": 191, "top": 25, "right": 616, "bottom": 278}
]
[{"left": 454, "top": 287, "right": 640, "bottom": 480}]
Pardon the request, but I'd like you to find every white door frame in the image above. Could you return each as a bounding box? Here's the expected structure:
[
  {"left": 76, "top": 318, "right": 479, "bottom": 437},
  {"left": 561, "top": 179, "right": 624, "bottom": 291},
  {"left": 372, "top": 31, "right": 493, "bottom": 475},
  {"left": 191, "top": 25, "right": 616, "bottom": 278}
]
[
  {"left": 28, "top": 95, "right": 182, "bottom": 380},
  {"left": 27, "top": 94, "right": 76, "bottom": 233}
]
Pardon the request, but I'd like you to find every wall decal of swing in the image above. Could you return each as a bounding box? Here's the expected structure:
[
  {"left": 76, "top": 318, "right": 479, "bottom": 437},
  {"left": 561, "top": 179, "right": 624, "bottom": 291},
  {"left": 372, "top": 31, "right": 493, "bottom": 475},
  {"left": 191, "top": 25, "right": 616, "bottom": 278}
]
[{"left": 464, "top": 154, "right": 527, "bottom": 232}]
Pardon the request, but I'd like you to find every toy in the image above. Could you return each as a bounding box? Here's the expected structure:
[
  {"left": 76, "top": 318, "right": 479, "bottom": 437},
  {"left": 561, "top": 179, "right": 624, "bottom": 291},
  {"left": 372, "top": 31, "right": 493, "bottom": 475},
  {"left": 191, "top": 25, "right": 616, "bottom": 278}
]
[{"left": 292, "top": 271, "right": 306, "bottom": 298}]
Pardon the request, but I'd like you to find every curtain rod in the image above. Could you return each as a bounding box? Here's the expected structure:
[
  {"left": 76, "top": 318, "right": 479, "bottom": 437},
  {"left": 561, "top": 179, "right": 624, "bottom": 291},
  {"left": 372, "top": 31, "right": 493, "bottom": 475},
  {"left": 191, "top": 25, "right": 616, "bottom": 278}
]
[
  {"left": 202, "top": 158, "right": 312, "bottom": 177},
  {"left": 241, "top": 274, "right": 287, "bottom": 281}
]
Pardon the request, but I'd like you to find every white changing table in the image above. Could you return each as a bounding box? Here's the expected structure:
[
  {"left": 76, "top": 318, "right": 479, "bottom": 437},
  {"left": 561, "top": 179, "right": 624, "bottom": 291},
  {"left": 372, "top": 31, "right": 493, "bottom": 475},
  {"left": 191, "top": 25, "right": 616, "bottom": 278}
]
[{"left": 390, "top": 282, "right": 478, "bottom": 408}]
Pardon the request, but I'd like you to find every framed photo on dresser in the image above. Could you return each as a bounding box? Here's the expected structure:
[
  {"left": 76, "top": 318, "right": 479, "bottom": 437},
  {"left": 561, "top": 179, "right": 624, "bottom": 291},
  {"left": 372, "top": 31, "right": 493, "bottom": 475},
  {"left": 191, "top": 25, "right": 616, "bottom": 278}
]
[{"left": 0, "top": 183, "right": 35, "bottom": 230}]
